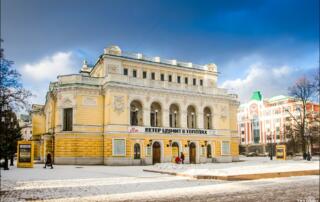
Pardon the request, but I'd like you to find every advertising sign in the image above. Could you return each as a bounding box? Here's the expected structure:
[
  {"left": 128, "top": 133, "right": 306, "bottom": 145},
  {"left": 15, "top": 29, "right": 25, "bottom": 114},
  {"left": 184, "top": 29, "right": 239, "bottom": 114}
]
[
  {"left": 146, "top": 147, "right": 152, "bottom": 156},
  {"left": 276, "top": 145, "right": 286, "bottom": 160},
  {"left": 17, "top": 141, "right": 34, "bottom": 168},
  {"left": 128, "top": 126, "right": 218, "bottom": 136},
  {"left": 19, "top": 144, "right": 32, "bottom": 163}
]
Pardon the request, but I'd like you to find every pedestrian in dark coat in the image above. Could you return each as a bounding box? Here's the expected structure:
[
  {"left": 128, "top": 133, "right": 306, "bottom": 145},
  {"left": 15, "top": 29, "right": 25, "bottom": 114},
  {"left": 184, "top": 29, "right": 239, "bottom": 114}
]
[
  {"left": 44, "top": 153, "right": 53, "bottom": 169},
  {"left": 180, "top": 152, "right": 185, "bottom": 164}
]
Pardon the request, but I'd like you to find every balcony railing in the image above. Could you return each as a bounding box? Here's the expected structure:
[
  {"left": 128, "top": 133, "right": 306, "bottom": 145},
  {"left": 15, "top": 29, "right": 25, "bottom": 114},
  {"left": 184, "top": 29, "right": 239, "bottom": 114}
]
[
  {"left": 115, "top": 51, "right": 208, "bottom": 70},
  {"left": 104, "top": 74, "right": 231, "bottom": 97},
  {"left": 58, "top": 74, "right": 103, "bottom": 86}
]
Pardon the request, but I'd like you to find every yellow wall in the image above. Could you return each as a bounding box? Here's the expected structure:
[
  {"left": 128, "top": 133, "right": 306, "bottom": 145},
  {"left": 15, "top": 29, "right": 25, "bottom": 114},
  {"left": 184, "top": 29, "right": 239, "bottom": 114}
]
[
  {"left": 231, "top": 139, "right": 239, "bottom": 156},
  {"left": 215, "top": 140, "right": 221, "bottom": 156},
  {"left": 55, "top": 134, "right": 103, "bottom": 158},
  {"left": 32, "top": 113, "right": 46, "bottom": 136}
]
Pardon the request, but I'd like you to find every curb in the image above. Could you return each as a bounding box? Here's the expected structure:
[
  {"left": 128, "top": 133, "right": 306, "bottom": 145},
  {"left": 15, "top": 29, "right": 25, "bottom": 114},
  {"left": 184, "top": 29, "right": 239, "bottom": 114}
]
[{"left": 143, "top": 169, "right": 320, "bottom": 181}]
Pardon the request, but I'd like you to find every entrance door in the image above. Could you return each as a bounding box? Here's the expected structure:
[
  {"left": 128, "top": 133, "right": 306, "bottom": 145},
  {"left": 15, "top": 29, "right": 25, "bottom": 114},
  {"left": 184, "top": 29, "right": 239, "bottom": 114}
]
[
  {"left": 172, "top": 142, "right": 179, "bottom": 161},
  {"left": 152, "top": 142, "right": 161, "bottom": 164},
  {"left": 189, "top": 143, "right": 196, "bottom": 164}
]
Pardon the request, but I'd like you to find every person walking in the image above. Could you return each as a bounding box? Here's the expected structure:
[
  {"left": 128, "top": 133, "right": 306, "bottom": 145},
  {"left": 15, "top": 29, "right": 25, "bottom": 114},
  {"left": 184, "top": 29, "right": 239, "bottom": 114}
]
[
  {"left": 44, "top": 152, "right": 53, "bottom": 169},
  {"left": 180, "top": 152, "right": 185, "bottom": 164}
]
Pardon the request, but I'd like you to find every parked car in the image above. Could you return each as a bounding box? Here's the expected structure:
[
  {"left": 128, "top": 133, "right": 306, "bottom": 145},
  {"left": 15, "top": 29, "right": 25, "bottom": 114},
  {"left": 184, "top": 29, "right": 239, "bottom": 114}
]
[{"left": 246, "top": 152, "right": 258, "bottom": 157}]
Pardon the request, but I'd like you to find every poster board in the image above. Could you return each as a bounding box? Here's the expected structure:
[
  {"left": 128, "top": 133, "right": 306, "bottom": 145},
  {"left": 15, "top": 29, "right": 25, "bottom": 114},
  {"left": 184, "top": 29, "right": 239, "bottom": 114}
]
[
  {"left": 276, "top": 145, "right": 286, "bottom": 160},
  {"left": 146, "top": 146, "right": 152, "bottom": 157},
  {"left": 17, "top": 141, "right": 34, "bottom": 168}
]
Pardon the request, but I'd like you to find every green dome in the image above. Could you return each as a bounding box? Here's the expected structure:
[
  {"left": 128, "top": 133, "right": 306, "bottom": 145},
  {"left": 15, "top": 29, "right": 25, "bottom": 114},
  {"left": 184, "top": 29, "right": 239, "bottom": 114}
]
[{"left": 251, "top": 91, "right": 262, "bottom": 101}]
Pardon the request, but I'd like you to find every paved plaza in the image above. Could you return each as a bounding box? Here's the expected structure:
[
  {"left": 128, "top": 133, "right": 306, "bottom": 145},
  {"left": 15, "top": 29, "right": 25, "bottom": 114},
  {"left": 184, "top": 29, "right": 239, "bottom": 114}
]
[{"left": 1, "top": 157, "right": 319, "bottom": 201}]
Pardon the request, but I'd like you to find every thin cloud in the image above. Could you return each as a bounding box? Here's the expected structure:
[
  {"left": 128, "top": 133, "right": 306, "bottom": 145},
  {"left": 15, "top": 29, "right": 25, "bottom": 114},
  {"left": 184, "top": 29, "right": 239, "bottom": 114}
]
[
  {"left": 221, "top": 63, "right": 298, "bottom": 102},
  {"left": 20, "top": 51, "right": 81, "bottom": 106},
  {"left": 22, "top": 51, "right": 77, "bottom": 81}
]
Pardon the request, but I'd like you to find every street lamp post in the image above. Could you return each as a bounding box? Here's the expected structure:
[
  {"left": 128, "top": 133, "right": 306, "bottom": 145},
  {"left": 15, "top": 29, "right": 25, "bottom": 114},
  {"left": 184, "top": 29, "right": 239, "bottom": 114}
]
[
  {"left": 155, "top": 109, "right": 158, "bottom": 127},
  {"left": 191, "top": 112, "right": 195, "bottom": 128},
  {"left": 174, "top": 110, "right": 177, "bottom": 128},
  {"left": 267, "top": 134, "right": 273, "bottom": 160},
  {"left": 206, "top": 113, "right": 210, "bottom": 129}
]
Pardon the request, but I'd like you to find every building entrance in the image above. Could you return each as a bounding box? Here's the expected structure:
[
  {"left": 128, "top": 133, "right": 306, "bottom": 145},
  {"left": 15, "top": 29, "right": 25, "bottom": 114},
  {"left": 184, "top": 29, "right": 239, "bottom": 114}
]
[
  {"left": 189, "top": 142, "right": 196, "bottom": 163},
  {"left": 172, "top": 142, "right": 179, "bottom": 161},
  {"left": 152, "top": 142, "right": 161, "bottom": 164}
]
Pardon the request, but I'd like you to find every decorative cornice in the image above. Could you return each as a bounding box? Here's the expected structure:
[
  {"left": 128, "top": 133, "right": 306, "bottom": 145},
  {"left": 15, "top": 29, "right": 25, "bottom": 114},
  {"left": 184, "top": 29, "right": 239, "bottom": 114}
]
[{"left": 103, "top": 82, "right": 236, "bottom": 103}]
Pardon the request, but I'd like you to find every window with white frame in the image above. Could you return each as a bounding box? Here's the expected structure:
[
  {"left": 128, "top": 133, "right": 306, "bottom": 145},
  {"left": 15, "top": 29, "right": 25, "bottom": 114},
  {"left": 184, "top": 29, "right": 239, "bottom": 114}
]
[
  {"left": 112, "top": 139, "right": 126, "bottom": 156},
  {"left": 63, "top": 108, "right": 73, "bottom": 131},
  {"left": 221, "top": 141, "right": 230, "bottom": 155}
]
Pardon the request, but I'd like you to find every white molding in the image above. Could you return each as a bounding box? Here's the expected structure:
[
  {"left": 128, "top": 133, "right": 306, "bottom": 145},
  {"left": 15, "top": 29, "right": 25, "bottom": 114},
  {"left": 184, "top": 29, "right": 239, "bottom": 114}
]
[
  {"left": 112, "top": 138, "right": 126, "bottom": 156},
  {"left": 221, "top": 140, "right": 231, "bottom": 156}
]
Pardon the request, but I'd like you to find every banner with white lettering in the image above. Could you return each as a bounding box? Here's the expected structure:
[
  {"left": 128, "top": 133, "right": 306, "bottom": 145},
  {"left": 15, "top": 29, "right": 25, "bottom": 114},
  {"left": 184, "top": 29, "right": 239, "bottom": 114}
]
[{"left": 128, "top": 126, "right": 218, "bottom": 136}]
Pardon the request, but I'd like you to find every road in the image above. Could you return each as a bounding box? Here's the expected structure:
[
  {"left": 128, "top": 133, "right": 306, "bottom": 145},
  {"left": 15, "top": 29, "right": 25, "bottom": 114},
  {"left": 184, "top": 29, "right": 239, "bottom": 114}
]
[{"left": 1, "top": 163, "right": 319, "bottom": 201}]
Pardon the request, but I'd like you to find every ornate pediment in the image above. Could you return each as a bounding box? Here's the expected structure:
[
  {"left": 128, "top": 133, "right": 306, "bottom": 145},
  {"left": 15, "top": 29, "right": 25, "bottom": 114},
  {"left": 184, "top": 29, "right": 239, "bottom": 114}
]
[{"left": 63, "top": 98, "right": 72, "bottom": 106}]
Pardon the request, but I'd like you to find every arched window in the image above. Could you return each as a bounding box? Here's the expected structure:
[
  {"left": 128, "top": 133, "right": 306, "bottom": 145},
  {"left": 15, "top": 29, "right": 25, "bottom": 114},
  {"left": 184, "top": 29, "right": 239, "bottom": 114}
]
[
  {"left": 134, "top": 143, "right": 141, "bottom": 159},
  {"left": 150, "top": 102, "right": 162, "bottom": 127},
  {"left": 169, "top": 104, "right": 179, "bottom": 128},
  {"left": 207, "top": 144, "right": 212, "bottom": 158},
  {"left": 187, "top": 105, "right": 196, "bottom": 128},
  {"left": 130, "top": 100, "right": 143, "bottom": 126},
  {"left": 204, "top": 107, "right": 212, "bottom": 129}
]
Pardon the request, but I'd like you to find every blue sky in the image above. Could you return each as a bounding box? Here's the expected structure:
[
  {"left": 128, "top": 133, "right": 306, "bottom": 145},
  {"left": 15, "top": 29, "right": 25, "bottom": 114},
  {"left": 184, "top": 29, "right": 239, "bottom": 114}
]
[{"left": 1, "top": 0, "right": 319, "bottom": 104}]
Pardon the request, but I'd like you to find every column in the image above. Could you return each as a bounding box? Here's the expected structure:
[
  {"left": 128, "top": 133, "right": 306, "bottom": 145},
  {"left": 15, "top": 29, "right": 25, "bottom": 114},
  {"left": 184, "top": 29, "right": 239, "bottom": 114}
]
[
  {"left": 181, "top": 109, "right": 188, "bottom": 128},
  {"left": 163, "top": 108, "right": 170, "bottom": 127},
  {"left": 143, "top": 107, "right": 150, "bottom": 127},
  {"left": 197, "top": 112, "right": 204, "bottom": 129}
]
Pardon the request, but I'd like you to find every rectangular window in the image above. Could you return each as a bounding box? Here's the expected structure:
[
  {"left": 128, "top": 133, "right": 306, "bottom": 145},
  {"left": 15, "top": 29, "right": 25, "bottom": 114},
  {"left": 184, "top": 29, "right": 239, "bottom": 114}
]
[
  {"left": 200, "top": 79, "right": 203, "bottom": 86},
  {"left": 123, "top": 68, "right": 128, "bottom": 76},
  {"left": 151, "top": 72, "right": 155, "bottom": 80},
  {"left": 185, "top": 77, "right": 188, "bottom": 84},
  {"left": 143, "top": 71, "right": 147, "bottom": 79},
  {"left": 177, "top": 76, "right": 181, "bottom": 83},
  {"left": 193, "top": 78, "right": 196, "bottom": 86},
  {"left": 168, "top": 75, "right": 172, "bottom": 82},
  {"left": 63, "top": 108, "right": 73, "bottom": 131},
  {"left": 161, "top": 74, "right": 165, "bottom": 81},
  {"left": 133, "top": 70, "right": 137, "bottom": 78},
  {"left": 221, "top": 141, "right": 230, "bottom": 155},
  {"left": 241, "top": 138, "right": 245, "bottom": 142},
  {"left": 112, "top": 139, "right": 126, "bottom": 156}
]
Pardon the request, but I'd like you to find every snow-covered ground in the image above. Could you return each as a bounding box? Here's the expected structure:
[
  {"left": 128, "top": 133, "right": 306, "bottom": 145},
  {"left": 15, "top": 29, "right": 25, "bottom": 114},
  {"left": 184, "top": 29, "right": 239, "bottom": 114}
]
[
  {"left": 1, "top": 156, "right": 319, "bottom": 201},
  {"left": 151, "top": 156, "right": 320, "bottom": 176}
]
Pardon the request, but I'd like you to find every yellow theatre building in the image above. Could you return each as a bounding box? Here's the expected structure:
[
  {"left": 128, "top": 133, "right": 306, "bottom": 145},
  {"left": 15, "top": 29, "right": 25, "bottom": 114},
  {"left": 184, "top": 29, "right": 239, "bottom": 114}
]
[{"left": 32, "top": 45, "right": 240, "bottom": 165}]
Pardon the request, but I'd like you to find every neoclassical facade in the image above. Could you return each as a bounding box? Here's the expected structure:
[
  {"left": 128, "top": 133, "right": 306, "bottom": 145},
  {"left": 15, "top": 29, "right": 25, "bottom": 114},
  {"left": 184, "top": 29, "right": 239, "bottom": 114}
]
[{"left": 32, "top": 45, "right": 240, "bottom": 165}]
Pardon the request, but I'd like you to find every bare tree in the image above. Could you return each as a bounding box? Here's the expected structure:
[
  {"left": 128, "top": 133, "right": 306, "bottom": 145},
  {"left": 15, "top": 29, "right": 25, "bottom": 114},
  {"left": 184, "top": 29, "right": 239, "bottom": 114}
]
[
  {"left": 0, "top": 39, "right": 31, "bottom": 170},
  {"left": 283, "top": 121, "right": 299, "bottom": 154},
  {"left": 288, "top": 76, "right": 316, "bottom": 153}
]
